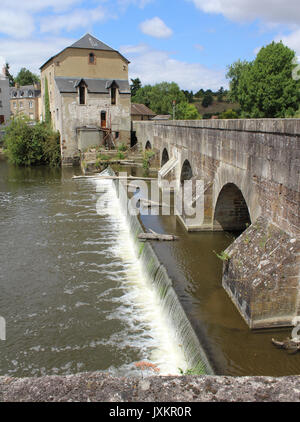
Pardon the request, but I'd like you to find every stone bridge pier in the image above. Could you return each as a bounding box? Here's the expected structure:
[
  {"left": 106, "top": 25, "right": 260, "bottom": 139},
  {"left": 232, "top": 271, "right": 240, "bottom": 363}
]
[{"left": 133, "top": 119, "right": 300, "bottom": 329}]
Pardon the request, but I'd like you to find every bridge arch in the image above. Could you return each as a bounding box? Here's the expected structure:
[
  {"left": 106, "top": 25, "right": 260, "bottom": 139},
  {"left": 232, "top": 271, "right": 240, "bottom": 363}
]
[
  {"left": 161, "top": 148, "right": 169, "bottom": 167},
  {"left": 145, "top": 140, "right": 152, "bottom": 150},
  {"left": 180, "top": 159, "right": 193, "bottom": 185},
  {"left": 213, "top": 183, "right": 251, "bottom": 231}
]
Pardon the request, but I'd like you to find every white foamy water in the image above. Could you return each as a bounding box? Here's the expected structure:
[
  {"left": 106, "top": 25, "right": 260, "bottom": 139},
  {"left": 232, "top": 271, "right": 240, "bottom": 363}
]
[{"left": 93, "top": 177, "right": 188, "bottom": 376}]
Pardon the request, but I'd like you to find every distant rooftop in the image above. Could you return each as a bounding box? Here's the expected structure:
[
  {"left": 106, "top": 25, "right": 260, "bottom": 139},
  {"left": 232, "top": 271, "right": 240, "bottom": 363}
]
[
  {"left": 40, "top": 33, "right": 129, "bottom": 69},
  {"left": 131, "top": 103, "right": 156, "bottom": 116},
  {"left": 151, "top": 115, "right": 171, "bottom": 120}
]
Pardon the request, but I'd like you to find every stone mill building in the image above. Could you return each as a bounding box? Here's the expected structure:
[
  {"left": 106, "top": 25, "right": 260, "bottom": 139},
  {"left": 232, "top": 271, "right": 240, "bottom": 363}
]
[{"left": 40, "top": 34, "right": 131, "bottom": 165}]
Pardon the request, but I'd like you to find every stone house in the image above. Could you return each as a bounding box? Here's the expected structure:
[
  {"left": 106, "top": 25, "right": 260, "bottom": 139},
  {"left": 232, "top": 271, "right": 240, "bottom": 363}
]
[
  {"left": 10, "top": 84, "right": 41, "bottom": 121},
  {"left": 40, "top": 33, "right": 131, "bottom": 165},
  {"left": 0, "top": 67, "right": 10, "bottom": 125}
]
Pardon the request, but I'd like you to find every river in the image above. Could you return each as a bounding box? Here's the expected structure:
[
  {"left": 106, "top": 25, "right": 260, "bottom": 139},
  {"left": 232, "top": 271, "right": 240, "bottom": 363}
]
[{"left": 0, "top": 157, "right": 299, "bottom": 377}]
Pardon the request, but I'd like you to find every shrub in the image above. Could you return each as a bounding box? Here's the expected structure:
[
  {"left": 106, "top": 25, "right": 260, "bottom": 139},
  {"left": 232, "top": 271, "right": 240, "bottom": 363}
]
[
  {"left": 118, "top": 143, "right": 128, "bottom": 152},
  {"left": 117, "top": 151, "right": 125, "bottom": 160},
  {"left": 3, "top": 116, "right": 61, "bottom": 167}
]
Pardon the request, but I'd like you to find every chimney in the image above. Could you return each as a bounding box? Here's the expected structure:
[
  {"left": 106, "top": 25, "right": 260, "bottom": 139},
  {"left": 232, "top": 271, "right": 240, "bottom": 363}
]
[{"left": 2, "top": 66, "right": 6, "bottom": 77}]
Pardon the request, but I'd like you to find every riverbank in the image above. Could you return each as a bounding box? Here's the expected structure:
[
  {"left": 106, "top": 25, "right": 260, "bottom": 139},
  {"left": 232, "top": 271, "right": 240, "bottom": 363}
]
[{"left": 0, "top": 372, "right": 299, "bottom": 402}]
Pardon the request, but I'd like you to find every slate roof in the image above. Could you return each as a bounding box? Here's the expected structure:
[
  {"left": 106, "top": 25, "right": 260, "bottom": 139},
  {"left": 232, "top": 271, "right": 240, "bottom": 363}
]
[
  {"left": 55, "top": 77, "right": 131, "bottom": 94},
  {"left": 40, "top": 33, "right": 129, "bottom": 69},
  {"left": 70, "top": 34, "right": 115, "bottom": 52},
  {"left": 10, "top": 85, "right": 41, "bottom": 99},
  {"left": 131, "top": 103, "right": 156, "bottom": 116}
]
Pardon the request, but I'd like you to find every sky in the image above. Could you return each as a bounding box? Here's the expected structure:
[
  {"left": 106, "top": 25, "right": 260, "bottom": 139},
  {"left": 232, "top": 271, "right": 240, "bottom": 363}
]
[{"left": 0, "top": 0, "right": 300, "bottom": 91}]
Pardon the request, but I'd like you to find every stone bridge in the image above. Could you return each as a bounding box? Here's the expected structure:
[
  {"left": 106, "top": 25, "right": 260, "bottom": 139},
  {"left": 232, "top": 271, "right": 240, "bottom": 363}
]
[{"left": 133, "top": 119, "right": 300, "bottom": 330}]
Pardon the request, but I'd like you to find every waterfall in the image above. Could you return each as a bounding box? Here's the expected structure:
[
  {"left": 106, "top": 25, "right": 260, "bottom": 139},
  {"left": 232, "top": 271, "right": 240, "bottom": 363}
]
[{"left": 105, "top": 167, "right": 213, "bottom": 375}]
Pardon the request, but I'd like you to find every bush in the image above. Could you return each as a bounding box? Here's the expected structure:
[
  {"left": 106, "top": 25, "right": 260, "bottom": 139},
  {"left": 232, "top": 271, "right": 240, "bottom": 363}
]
[
  {"left": 118, "top": 143, "right": 128, "bottom": 152},
  {"left": 117, "top": 151, "right": 125, "bottom": 160},
  {"left": 3, "top": 116, "right": 61, "bottom": 167}
]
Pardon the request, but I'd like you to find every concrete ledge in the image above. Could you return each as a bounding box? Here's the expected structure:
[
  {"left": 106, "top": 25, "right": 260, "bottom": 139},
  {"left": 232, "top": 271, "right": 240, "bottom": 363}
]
[{"left": 0, "top": 372, "right": 300, "bottom": 402}]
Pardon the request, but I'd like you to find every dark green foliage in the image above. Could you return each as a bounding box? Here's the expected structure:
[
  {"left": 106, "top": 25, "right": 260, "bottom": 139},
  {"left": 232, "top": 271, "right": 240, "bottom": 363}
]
[
  {"left": 130, "top": 78, "right": 142, "bottom": 97},
  {"left": 15, "top": 67, "right": 40, "bottom": 86},
  {"left": 181, "top": 90, "right": 194, "bottom": 103},
  {"left": 226, "top": 42, "right": 300, "bottom": 118},
  {"left": 202, "top": 92, "right": 214, "bottom": 108},
  {"left": 3, "top": 116, "right": 61, "bottom": 167},
  {"left": 5, "top": 63, "right": 15, "bottom": 87},
  {"left": 44, "top": 77, "right": 51, "bottom": 125}
]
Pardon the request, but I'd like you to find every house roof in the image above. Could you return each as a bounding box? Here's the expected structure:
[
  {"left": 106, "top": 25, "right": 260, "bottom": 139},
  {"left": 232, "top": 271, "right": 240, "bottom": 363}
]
[
  {"left": 10, "top": 85, "right": 41, "bottom": 99},
  {"left": 131, "top": 103, "right": 156, "bottom": 116},
  {"left": 70, "top": 34, "right": 115, "bottom": 52},
  {"left": 151, "top": 115, "right": 171, "bottom": 120},
  {"left": 54, "top": 77, "right": 131, "bottom": 94},
  {"left": 40, "top": 33, "right": 129, "bottom": 69}
]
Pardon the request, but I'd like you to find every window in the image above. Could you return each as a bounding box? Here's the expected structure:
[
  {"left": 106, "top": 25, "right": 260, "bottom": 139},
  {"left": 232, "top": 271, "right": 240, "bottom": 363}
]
[
  {"left": 0, "top": 101, "right": 2, "bottom": 107},
  {"left": 79, "top": 85, "right": 85, "bottom": 105},
  {"left": 89, "top": 53, "right": 95, "bottom": 64},
  {"left": 20, "top": 91, "right": 24, "bottom": 97},
  {"left": 13, "top": 102, "right": 16, "bottom": 109},
  {"left": 101, "top": 111, "right": 106, "bottom": 128},
  {"left": 111, "top": 86, "right": 116, "bottom": 105},
  {"left": 29, "top": 101, "right": 33, "bottom": 109},
  {"left": 20, "top": 102, "right": 23, "bottom": 108},
  {"left": 28, "top": 90, "right": 33, "bottom": 97},
  {"left": 0, "top": 88, "right": 2, "bottom": 93},
  {"left": 29, "top": 113, "right": 34, "bottom": 120}
]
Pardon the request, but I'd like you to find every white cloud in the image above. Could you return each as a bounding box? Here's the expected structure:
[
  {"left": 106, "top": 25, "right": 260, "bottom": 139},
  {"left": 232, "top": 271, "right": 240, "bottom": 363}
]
[
  {"left": 40, "top": 6, "right": 111, "bottom": 33},
  {"left": 0, "top": 9, "right": 35, "bottom": 38},
  {"left": 1, "top": 0, "right": 82, "bottom": 13},
  {"left": 140, "top": 17, "right": 173, "bottom": 39},
  {"left": 0, "top": 37, "right": 75, "bottom": 76},
  {"left": 120, "top": 44, "right": 227, "bottom": 91},
  {"left": 275, "top": 30, "right": 300, "bottom": 56},
  {"left": 189, "top": 0, "right": 300, "bottom": 26}
]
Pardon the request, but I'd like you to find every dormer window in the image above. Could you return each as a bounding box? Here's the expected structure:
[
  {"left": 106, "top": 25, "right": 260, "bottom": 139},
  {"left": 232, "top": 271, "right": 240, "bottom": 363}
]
[
  {"left": 76, "top": 79, "right": 87, "bottom": 105},
  {"left": 28, "top": 90, "right": 33, "bottom": 97},
  {"left": 111, "top": 84, "right": 117, "bottom": 105},
  {"left": 20, "top": 91, "right": 24, "bottom": 97},
  {"left": 89, "top": 53, "right": 95, "bottom": 65}
]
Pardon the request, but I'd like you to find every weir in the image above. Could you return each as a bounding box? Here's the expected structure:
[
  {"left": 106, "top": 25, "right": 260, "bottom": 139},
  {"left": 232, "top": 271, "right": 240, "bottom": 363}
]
[
  {"left": 133, "top": 119, "right": 300, "bottom": 330},
  {"left": 108, "top": 167, "right": 214, "bottom": 375}
]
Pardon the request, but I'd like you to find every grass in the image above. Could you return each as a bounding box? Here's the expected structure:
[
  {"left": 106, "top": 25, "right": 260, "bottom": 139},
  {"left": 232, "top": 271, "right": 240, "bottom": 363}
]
[{"left": 213, "top": 250, "right": 231, "bottom": 262}]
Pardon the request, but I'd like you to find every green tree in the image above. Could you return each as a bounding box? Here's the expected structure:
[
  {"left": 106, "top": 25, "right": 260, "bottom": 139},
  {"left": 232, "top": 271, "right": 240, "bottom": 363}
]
[
  {"left": 4, "top": 63, "right": 15, "bottom": 87},
  {"left": 195, "top": 89, "right": 205, "bottom": 98},
  {"left": 176, "top": 102, "right": 201, "bottom": 119},
  {"left": 217, "top": 86, "right": 225, "bottom": 102},
  {"left": 15, "top": 67, "right": 40, "bottom": 86},
  {"left": 132, "top": 82, "right": 187, "bottom": 115},
  {"left": 202, "top": 92, "right": 214, "bottom": 108},
  {"left": 226, "top": 60, "right": 251, "bottom": 103},
  {"left": 181, "top": 90, "right": 194, "bottom": 103},
  {"left": 227, "top": 42, "right": 300, "bottom": 118},
  {"left": 130, "top": 78, "right": 142, "bottom": 97}
]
